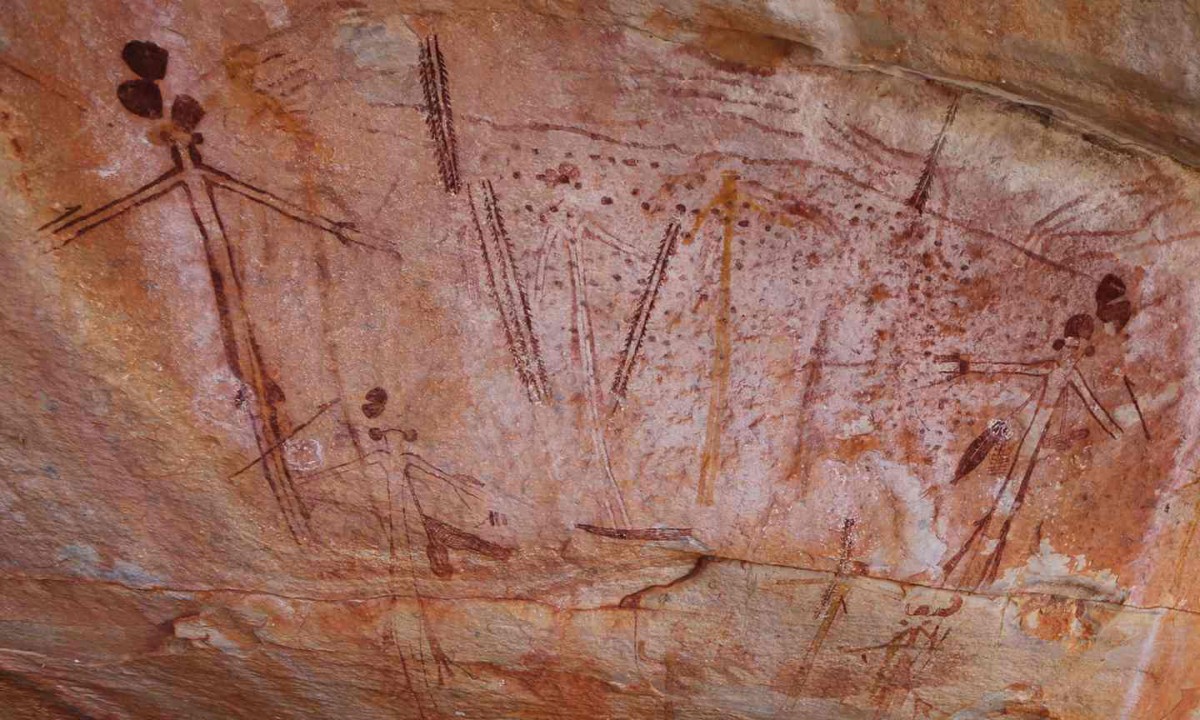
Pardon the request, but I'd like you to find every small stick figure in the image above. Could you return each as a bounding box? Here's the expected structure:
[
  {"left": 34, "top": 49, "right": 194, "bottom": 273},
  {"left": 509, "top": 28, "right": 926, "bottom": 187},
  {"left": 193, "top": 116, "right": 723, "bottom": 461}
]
[
  {"left": 936, "top": 313, "right": 1122, "bottom": 587},
  {"left": 845, "top": 595, "right": 962, "bottom": 718},
  {"left": 305, "top": 387, "right": 513, "bottom": 578}
]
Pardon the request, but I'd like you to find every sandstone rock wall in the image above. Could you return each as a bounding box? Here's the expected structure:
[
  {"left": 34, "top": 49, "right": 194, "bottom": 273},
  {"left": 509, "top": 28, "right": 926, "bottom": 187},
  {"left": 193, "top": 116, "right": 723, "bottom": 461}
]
[{"left": 2, "top": 2, "right": 1200, "bottom": 718}]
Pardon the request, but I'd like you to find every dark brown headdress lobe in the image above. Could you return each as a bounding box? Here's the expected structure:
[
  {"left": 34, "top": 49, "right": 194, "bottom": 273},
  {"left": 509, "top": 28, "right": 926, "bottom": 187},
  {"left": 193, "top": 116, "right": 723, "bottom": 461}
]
[
  {"left": 1064, "top": 313, "right": 1095, "bottom": 340},
  {"left": 117, "top": 79, "right": 163, "bottom": 119},
  {"left": 361, "top": 387, "right": 389, "bottom": 418},
  {"left": 1095, "top": 273, "right": 1133, "bottom": 331},
  {"left": 1096, "top": 274, "right": 1126, "bottom": 306},
  {"left": 122, "top": 41, "right": 169, "bottom": 80},
  {"left": 1097, "top": 300, "right": 1132, "bottom": 330}
]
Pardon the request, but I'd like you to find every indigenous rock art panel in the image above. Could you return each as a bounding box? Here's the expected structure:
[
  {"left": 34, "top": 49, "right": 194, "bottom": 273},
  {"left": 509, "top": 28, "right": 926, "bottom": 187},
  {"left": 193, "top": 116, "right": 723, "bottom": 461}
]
[{"left": 2, "top": 4, "right": 1200, "bottom": 719}]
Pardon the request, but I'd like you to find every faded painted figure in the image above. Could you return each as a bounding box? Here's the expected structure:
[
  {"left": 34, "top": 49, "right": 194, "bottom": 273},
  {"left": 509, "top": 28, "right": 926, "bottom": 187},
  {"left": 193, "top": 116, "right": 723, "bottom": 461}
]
[{"left": 295, "top": 387, "right": 516, "bottom": 577}]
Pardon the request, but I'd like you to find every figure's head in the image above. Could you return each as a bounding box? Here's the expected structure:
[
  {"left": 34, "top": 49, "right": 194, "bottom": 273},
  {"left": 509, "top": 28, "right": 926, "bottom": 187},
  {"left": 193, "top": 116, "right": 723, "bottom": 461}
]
[
  {"left": 1064, "top": 313, "right": 1095, "bottom": 340},
  {"left": 1095, "top": 274, "right": 1126, "bottom": 306},
  {"left": 1052, "top": 313, "right": 1096, "bottom": 354},
  {"left": 170, "top": 95, "right": 206, "bottom": 133}
]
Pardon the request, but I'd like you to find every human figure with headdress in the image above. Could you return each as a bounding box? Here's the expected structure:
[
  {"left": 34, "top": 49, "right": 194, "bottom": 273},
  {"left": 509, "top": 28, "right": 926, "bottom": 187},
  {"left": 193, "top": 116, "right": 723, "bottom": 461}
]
[
  {"left": 43, "top": 41, "right": 393, "bottom": 544},
  {"left": 936, "top": 309, "right": 1123, "bottom": 588},
  {"left": 299, "top": 387, "right": 514, "bottom": 577}
]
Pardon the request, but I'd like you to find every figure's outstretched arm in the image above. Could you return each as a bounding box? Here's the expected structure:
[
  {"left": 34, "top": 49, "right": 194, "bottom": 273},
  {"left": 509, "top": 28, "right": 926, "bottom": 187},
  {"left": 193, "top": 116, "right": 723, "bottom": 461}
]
[
  {"left": 200, "top": 165, "right": 352, "bottom": 241},
  {"left": 290, "top": 449, "right": 391, "bottom": 485},
  {"left": 200, "top": 166, "right": 402, "bottom": 260},
  {"left": 398, "top": 453, "right": 483, "bottom": 488},
  {"left": 397, "top": 452, "right": 483, "bottom": 510},
  {"left": 935, "top": 353, "right": 1054, "bottom": 377},
  {"left": 1070, "top": 369, "right": 1123, "bottom": 439},
  {"left": 48, "top": 168, "right": 183, "bottom": 247}
]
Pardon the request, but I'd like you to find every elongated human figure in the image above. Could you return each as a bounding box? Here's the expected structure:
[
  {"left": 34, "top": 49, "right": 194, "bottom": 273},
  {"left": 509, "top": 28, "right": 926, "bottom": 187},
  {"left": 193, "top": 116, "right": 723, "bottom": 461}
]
[
  {"left": 45, "top": 41, "right": 390, "bottom": 543},
  {"left": 937, "top": 314, "right": 1122, "bottom": 587}
]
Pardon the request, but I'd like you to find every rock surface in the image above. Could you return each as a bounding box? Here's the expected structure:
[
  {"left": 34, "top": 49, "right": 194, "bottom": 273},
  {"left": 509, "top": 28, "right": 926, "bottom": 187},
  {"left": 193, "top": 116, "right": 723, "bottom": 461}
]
[{"left": 2, "top": 2, "right": 1200, "bottom": 718}]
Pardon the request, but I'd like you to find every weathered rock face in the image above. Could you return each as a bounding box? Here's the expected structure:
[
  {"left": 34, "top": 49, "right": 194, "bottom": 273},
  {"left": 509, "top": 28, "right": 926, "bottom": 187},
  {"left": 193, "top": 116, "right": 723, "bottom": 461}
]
[{"left": 3, "top": 2, "right": 1200, "bottom": 718}]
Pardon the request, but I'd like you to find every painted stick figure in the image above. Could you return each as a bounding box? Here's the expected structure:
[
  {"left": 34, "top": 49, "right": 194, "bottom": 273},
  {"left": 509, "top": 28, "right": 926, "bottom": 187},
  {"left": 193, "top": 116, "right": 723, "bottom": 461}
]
[
  {"left": 42, "top": 41, "right": 396, "bottom": 544},
  {"left": 845, "top": 595, "right": 963, "bottom": 718},
  {"left": 530, "top": 217, "right": 655, "bottom": 526},
  {"left": 305, "top": 387, "right": 514, "bottom": 578},
  {"left": 936, "top": 313, "right": 1122, "bottom": 587},
  {"left": 289, "top": 388, "right": 513, "bottom": 700}
]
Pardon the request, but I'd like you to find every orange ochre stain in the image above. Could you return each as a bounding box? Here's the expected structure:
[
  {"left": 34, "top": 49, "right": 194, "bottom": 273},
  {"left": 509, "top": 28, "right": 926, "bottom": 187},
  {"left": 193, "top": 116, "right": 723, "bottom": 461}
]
[{"left": 689, "top": 173, "right": 740, "bottom": 505}]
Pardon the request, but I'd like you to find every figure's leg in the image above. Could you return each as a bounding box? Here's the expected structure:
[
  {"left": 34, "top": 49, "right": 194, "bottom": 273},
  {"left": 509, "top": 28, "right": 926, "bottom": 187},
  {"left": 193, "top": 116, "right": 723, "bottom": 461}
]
[
  {"left": 941, "top": 506, "right": 997, "bottom": 581},
  {"left": 943, "top": 380, "right": 1056, "bottom": 588},
  {"left": 383, "top": 621, "right": 431, "bottom": 718},
  {"left": 344, "top": 458, "right": 393, "bottom": 554},
  {"left": 970, "top": 411, "right": 1052, "bottom": 586},
  {"left": 381, "top": 456, "right": 466, "bottom": 691},
  {"left": 564, "top": 228, "right": 631, "bottom": 526}
]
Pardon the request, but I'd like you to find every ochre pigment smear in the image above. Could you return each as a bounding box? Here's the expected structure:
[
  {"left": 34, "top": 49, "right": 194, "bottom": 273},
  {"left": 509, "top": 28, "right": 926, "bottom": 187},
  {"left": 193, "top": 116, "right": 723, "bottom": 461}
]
[{"left": 690, "top": 173, "right": 739, "bottom": 505}]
